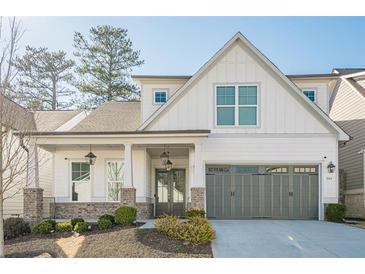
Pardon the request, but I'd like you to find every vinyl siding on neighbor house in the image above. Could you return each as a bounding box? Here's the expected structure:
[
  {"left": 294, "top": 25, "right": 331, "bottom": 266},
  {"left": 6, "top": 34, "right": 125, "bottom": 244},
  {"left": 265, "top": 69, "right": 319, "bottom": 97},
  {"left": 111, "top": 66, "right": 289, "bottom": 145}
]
[{"left": 330, "top": 79, "right": 365, "bottom": 190}]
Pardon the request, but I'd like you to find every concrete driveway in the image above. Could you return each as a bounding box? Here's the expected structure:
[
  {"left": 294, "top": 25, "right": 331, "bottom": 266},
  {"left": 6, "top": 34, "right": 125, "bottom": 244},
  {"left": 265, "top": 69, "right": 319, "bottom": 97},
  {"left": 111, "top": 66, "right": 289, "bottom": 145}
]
[{"left": 210, "top": 220, "right": 365, "bottom": 258}]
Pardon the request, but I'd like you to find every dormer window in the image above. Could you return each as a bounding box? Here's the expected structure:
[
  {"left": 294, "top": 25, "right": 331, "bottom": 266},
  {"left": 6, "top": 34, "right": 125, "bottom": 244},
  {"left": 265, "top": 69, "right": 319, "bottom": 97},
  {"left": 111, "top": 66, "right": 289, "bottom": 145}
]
[
  {"left": 154, "top": 89, "right": 168, "bottom": 104},
  {"left": 302, "top": 89, "right": 316, "bottom": 102}
]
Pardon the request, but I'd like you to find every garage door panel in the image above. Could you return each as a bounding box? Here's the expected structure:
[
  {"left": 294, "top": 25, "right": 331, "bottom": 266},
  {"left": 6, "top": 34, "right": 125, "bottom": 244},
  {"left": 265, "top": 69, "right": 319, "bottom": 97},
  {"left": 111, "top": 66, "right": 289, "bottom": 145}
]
[
  {"left": 206, "top": 165, "right": 318, "bottom": 220},
  {"left": 242, "top": 175, "right": 252, "bottom": 216},
  {"left": 251, "top": 175, "right": 260, "bottom": 217}
]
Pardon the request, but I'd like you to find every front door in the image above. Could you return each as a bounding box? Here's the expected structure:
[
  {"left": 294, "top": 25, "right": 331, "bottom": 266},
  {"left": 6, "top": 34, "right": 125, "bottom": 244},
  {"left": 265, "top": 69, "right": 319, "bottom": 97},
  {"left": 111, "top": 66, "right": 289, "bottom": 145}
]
[{"left": 155, "top": 169, "right": 186, "bottom": 217}]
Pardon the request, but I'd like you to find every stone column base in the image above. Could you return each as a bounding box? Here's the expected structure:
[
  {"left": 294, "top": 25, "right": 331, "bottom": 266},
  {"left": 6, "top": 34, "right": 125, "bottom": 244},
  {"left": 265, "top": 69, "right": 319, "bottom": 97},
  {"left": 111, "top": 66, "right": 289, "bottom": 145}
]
[
  {"left": 190, "top": 187, "right": 205, "bottom": 210},
  {"left": 24, "top": 188, "right": 43, "bottom": 225},
  {"left": 120, "top": 187, "right": 136, "bottom": 207}
]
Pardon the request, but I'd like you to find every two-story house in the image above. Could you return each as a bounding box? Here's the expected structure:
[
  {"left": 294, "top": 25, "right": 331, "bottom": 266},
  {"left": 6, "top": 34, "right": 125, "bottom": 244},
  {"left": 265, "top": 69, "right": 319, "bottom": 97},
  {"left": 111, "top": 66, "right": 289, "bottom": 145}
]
[{"left": 20, "top": 32, "right": 350, "bottom": 223}]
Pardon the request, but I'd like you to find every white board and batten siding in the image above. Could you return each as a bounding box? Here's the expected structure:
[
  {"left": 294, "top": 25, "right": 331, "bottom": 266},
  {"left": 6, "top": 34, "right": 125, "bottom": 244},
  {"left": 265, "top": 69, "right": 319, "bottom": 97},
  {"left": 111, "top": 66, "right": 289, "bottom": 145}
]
[
  {"left": 145, "top": 41, "right": 334, "bottom": 135},
  {"left": 141, "top": 40, "right": 341, "bottom": 210},
  {"left": 3, "top": 149, "right": 53, "bottom": 218},
  {"left": 139, "top": 79, "right": 188, "bottom": 123},
  {"left": 330, "top": 79, "right": 365, "bottom": 191},
  {"left": 53, "top": 147, "right": 151, "bottom": 203}
]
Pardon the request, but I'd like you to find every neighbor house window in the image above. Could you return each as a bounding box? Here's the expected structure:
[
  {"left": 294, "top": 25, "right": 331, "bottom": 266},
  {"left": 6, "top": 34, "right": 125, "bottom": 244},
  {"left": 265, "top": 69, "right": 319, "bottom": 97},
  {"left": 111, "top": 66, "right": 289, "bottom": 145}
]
[
  {"left": 106, "top": 160, "right": 124, "bottom": 201},
  {"left": 303, "top": 90, "right": 316, "bottom": 102},
  {"left": 216, "top": 85, "right": 258, "bottom": 126},
  {"left": 154, "top": 89, "right": 168, "bottom": 104},
  {"left": 71, "top": 162, "right": 91, "bottom": 202}
]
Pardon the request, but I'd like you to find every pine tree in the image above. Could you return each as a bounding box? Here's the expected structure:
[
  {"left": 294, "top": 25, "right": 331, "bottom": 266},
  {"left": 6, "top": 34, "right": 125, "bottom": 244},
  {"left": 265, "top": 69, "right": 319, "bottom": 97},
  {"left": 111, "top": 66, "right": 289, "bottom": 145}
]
[{"left": 73, "top": 25, "right": 143, "bottom": 108}]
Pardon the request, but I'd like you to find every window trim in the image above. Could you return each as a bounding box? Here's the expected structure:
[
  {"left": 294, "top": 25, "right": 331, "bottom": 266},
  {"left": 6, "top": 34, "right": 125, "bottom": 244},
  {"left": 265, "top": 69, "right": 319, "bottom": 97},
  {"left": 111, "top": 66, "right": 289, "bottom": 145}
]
[
  {"left": 302, "top": 88, "right": 317, "bottom": 103},
  {"left": 105, "top": 159, "right": 124, "bottom": 202},
  {"left": 214, "top": 83, "right": 260, "bottom": 128},
  {"left": 153, "top": 89, "right": 169, "bottom": 105},
  {"left": 69, "top": 159, "right": 92, "bottom": 203}
]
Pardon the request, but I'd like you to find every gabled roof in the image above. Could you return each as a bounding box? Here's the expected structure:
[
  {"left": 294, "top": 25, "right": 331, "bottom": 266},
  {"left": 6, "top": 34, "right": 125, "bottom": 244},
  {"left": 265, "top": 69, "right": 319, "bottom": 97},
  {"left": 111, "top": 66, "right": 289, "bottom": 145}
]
[
  {"left": 71, "top": 101, "right": 141, "bottom": 132},
  {"left": 0, "top": 94, "right": 36, "bottom": 131},
  {"left": 138, "top": 32, "right": 349, "bottom": 141},
  {"left": 133, "top": 73, "right": 339, "bottom": 80},
  {"left": 332, "top": 68, "right": 365, "bottom": 75},
  {"left": 33, "top": 110, "right": 82, "bottom": 131}
]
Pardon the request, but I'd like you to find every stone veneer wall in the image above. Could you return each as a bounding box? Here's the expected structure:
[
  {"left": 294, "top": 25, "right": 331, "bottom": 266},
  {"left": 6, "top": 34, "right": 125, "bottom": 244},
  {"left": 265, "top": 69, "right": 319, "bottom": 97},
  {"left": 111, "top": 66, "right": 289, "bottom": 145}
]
[
  {"left": 190, "top": 187, "right": 205, "bottom": 209},
  {"left": 345, "top": 192, "right": 365, "bottom": 219},
  {"left": 55, "top": 202, "right": 153, "bottom": 220},
  {"left": 121, "top": 187, "right": 136, "bottom": 207},
  {"left": 23, "top": 188, "right": 43, "bottom": 225}
]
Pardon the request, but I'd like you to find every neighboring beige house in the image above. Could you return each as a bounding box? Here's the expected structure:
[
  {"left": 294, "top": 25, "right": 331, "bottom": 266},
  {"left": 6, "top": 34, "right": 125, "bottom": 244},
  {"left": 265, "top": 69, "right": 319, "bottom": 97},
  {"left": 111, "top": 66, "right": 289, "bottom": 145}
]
[
  {"left": 330, "top": 68, "right": 365, "bottom": 219},
  {"left": 20, "top": 32, "right": 351, "bottom": 223}
]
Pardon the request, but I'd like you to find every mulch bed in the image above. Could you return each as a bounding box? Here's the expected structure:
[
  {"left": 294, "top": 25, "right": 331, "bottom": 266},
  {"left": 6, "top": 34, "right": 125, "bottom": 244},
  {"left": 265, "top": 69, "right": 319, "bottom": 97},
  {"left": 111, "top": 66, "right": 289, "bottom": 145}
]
[
  {"left": 136, "top": 229, "right": 212, "bottom": 256},
  {"left": 5, "top": 224, "right": 213, "bottom": 258}
]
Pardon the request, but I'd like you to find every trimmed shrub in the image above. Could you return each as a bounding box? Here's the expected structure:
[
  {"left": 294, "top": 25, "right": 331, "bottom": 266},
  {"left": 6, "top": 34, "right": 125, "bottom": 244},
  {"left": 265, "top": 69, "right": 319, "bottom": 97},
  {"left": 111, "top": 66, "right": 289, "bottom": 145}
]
[
  {"left": 98, "top": 218, "right": 113, "bottom": 230},
  {"left": 155, "top": 215, "right": 180, "bottom": 237},
  {"left": 74, "top": 221, "right": 90, "bottom": 233},
  {"left": 32, "top": 220, "right": 56, "bottom": 234},
  {"left": 4, "top": 218, "right": 31, "bottom": 239},
  {"left": 115, "top": 207, "right": 137, "bottom": 225},
  {"left": 56, "top": 222, "right": 73, "bottom": 232},
  {"left": 326, "top": 203, "right": 346, "bottom": 223},
  {"left": 155, "top": 215, "right": 215, "bottom": 245},
  {"left": 185, "top": 208, "right": 205, "bottom": 219},
  {"left": 71, "top": 218, "right": 85, "bottom": 228},
  {"left": 99, "top": 214, "right": 115, "bottom": 224}
]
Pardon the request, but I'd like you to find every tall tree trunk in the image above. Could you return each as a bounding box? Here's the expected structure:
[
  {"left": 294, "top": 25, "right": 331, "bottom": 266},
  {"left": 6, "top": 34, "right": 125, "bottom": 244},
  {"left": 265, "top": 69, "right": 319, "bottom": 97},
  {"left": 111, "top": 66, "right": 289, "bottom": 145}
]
[{"left": 52, "top": 79, "right": 57, "bottom": 110}]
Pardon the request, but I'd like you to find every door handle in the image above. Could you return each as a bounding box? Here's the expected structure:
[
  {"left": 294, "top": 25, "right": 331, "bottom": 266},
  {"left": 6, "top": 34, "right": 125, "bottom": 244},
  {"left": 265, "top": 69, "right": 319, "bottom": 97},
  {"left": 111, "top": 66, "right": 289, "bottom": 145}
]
[{"left": 289, "top": 191, "right": 293, "bottom": 196}]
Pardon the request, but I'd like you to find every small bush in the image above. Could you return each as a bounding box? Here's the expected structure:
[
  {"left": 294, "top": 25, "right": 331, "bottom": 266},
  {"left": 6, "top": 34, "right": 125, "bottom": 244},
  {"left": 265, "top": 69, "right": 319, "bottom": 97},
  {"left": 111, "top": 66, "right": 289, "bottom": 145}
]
[
  {"left": 56, "top": 222, "right": 73, "bottom": 232},
  {"left": 98, "top": 218, "right": 113, "bottom": 230},
  {"left": 115, "top": 207, "right": 137, "bottom": 225},
  {"left": 71, "top": 218, "right": 85, "bottom": 228},
  {"left": 155, "top": 215, "right": 180, "bottom": 237},
  {"left": 74, "top": 221, "right": 90, "bottom": 233},
  {"left": 155, "top": 215, "right": 215, "bottom": 245},
  {"left": 185, "top": 208, "right": 205, "bottom": 219},
  {"left": 32, "top": 220, "right": 56, "bottom": 234},
  {"left": 4, "top": 218, "right": 31, "bottom": 239},
  {"left": 326, "top": 203, "right": 346, "bottom": 223},
  {"left": 99, "top": 214, "right": 115, "bottom": 224}
]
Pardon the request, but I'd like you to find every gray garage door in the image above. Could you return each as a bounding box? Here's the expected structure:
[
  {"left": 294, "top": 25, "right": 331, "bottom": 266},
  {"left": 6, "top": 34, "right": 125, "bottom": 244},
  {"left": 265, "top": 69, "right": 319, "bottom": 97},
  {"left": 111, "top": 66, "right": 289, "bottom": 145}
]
[{"left": 206, "top": 165, "right": 319, "bottom": 219}]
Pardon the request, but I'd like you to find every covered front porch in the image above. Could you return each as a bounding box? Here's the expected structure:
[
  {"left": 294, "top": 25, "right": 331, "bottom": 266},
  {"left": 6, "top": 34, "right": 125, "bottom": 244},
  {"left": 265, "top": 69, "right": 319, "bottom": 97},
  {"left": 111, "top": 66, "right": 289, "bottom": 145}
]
[{"left": 24, "top": 131, "right": 209, "bottom": 222}]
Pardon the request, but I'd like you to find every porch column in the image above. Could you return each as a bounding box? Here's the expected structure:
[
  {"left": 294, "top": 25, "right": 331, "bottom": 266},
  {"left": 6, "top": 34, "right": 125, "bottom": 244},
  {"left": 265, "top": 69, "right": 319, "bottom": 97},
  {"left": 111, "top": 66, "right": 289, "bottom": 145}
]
[
  {"left": 121, "top": 143, "right": 136, "bottom": 206},
  {"left": 23, "top": 141, "right": 43, "bottom": 224},
  {"left": 191, "top": 143, "right": 205, "bottom": 210}
]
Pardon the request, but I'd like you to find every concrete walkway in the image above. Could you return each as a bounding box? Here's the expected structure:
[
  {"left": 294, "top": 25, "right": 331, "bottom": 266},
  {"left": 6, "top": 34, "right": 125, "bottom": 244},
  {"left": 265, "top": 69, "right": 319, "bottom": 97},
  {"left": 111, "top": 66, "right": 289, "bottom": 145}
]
[{"left": 210, "top": 220, "right": 365, "bottom": 258}]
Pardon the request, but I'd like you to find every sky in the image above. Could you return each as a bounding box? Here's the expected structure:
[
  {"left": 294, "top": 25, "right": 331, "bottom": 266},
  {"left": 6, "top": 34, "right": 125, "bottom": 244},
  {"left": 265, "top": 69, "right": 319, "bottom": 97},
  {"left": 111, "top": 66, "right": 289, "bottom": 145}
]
[{"left": 6, "top": 16, "right": 365, "bottom": 75}]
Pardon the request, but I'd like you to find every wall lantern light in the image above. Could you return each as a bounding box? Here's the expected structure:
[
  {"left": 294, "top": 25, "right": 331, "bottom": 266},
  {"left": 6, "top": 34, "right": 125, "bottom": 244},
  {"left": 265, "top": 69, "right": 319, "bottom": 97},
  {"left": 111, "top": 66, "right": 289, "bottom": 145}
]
[{"left": 327, "top": 161, "right": 336, "bottom": 173}]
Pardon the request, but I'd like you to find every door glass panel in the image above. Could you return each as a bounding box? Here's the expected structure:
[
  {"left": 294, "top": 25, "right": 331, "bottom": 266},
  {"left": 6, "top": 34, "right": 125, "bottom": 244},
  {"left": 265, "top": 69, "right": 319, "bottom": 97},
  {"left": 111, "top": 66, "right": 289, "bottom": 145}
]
[
  {"left": 172, "top": 170, "right": 185, "bottom": 203},
  {"left": 157, "top": 171, "right": 169, "bottom": 203}
]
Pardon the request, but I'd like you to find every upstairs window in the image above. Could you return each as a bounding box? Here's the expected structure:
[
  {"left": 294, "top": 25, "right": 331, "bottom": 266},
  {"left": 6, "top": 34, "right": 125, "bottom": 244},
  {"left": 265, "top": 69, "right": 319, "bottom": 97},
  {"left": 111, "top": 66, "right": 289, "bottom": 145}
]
[
  {"left": 303, "top": 89, "right": 316, "bottom": 102},
  {"left": 154, "top": 89, "right": 168, "bottom": 104},
  {"left": 216, "top": 85, "right": 258, "bottom": 126}
]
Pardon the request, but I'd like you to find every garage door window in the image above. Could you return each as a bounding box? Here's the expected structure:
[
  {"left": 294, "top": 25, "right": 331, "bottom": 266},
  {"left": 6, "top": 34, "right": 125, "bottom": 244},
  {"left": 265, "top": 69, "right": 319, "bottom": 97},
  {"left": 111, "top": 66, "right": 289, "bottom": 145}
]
[{"left": 294, "top": 167, "right": 317, "bottom": 173}]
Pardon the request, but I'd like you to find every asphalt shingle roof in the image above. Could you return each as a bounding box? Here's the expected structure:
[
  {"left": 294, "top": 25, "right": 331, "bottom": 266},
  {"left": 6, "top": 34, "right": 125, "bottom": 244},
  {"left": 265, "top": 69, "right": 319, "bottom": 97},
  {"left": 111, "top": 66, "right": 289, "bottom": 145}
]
[{"left": 71, "top": 101, "right": 141, "bottom": 132}]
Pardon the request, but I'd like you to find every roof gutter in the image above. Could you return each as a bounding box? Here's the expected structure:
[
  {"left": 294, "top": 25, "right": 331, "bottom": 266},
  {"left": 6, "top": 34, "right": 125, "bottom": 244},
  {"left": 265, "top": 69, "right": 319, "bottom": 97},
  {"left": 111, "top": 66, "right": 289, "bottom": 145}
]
[{"left": 21, "top": 129, "right": 211, "bottom": 137}]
